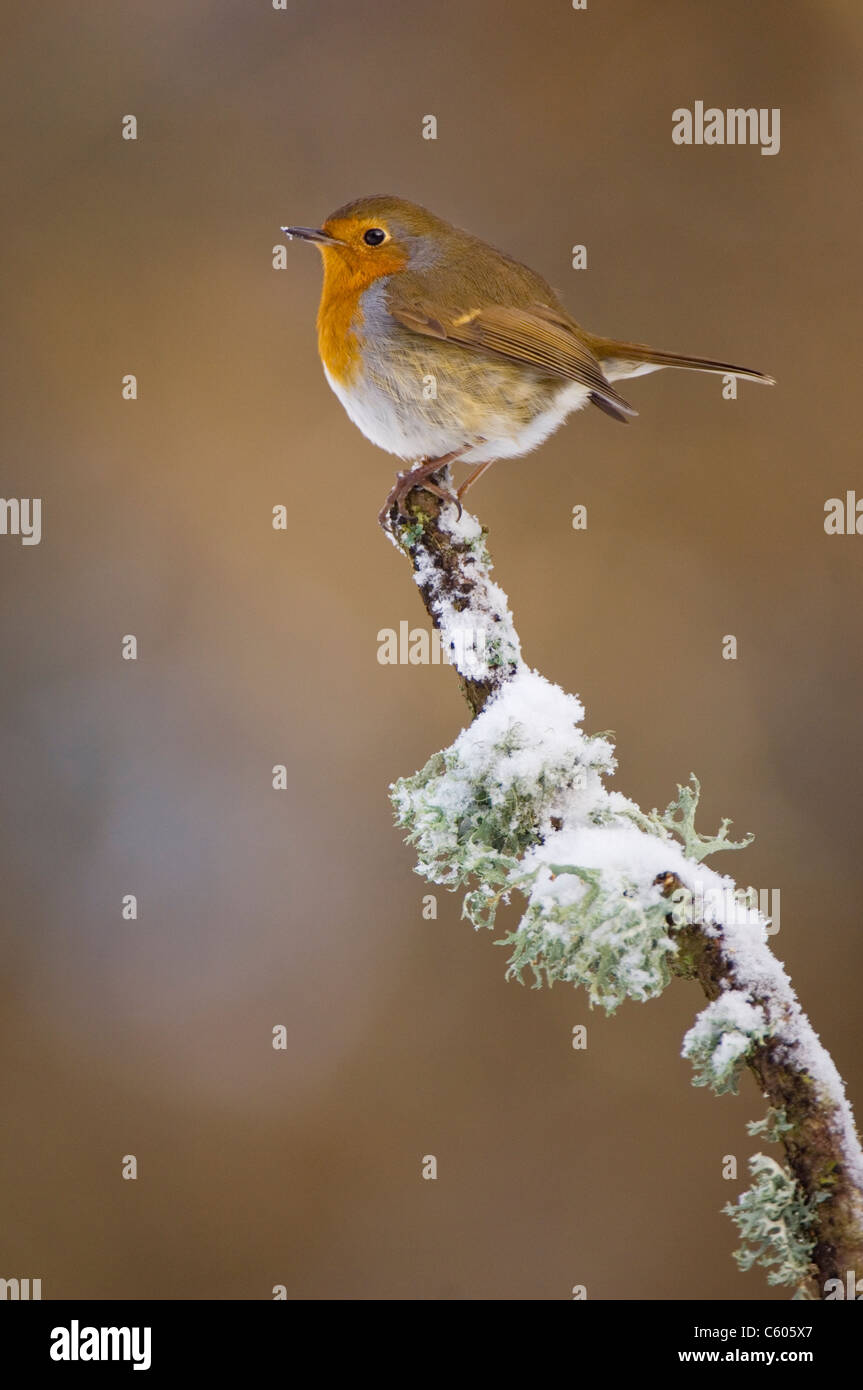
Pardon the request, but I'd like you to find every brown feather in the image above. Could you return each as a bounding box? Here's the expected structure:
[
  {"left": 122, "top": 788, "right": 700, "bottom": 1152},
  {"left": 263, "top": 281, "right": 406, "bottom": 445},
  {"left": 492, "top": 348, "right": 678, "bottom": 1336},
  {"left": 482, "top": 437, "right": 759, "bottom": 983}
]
[
  {"left": 389, "top": 300, "right": 638, "bottom": 421},
  {"left": 584, "top": 333, "right": 774, "bottom": 385}
]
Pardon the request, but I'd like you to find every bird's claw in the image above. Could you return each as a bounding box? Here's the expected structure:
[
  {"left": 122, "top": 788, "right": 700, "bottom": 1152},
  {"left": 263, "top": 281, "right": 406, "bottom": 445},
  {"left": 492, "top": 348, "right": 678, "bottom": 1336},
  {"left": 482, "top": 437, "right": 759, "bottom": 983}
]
[{"left": 378, "top": 455, "right": 465, "bottom": 529}]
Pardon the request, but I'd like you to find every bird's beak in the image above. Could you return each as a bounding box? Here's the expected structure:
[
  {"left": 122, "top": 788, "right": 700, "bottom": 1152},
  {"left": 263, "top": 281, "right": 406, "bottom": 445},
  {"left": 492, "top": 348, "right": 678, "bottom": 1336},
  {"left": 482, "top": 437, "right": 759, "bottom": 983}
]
[{"left": 281, "top": 225, "right": 344, "bottom": 246}]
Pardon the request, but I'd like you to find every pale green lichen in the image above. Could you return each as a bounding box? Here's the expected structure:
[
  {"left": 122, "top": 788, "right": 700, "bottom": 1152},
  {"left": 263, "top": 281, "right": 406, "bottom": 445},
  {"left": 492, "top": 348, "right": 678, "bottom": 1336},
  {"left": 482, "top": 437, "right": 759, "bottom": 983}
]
[
  {"left": 399, "top": 518, "right": 426, "bottom": 549},
  {"left": 624, "top": 775, "right": 754, "bottom": 862},
  {"left": 391, "top": 723, "right": 613, "bottom": 890},
  {"left": 747, "top": 1107, "right": 795, "bottom": 1142},
  {"left": 497, "top": 866, "right": 675, "bottom": 1011},
  {"left": 723, "top": 1154, "right": 825, "bottom": 1292},
  {"left": 390, "top": 676, "right": 757, "bottom": 1016},
  {"left": 682, "top": 996, "right": 770, "bottom": 1095},
  {"left": 389, "top": 673, "right": 840, "bottom": 1293}
]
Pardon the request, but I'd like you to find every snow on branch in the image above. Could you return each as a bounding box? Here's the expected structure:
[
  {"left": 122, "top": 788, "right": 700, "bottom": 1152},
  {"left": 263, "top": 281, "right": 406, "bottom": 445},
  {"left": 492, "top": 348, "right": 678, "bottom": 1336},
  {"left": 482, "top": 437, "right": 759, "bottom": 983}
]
[{"left": 382, "top": 481, "right": 863, "bottom": 1299}]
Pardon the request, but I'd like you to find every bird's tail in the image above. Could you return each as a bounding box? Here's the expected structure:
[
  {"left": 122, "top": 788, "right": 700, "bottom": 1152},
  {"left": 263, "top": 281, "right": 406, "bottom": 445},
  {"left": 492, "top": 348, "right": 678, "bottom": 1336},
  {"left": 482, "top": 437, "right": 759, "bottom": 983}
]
[{"left": 587, "top": 334, "right": 775, "bottom": 387}]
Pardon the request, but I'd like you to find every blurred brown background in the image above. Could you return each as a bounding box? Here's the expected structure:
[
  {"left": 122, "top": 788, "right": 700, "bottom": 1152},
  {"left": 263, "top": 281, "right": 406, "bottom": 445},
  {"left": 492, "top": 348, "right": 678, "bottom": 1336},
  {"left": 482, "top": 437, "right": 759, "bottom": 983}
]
[{"left": 1, "top": 0, "right": 861, "bottom": 1300}]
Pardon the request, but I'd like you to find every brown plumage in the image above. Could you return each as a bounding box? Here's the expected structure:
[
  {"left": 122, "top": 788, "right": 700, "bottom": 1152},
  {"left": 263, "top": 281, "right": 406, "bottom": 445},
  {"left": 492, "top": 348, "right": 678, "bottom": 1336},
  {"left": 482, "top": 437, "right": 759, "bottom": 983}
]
[{"left": 283, "top": 195, "right": 773, "bottom": 514}]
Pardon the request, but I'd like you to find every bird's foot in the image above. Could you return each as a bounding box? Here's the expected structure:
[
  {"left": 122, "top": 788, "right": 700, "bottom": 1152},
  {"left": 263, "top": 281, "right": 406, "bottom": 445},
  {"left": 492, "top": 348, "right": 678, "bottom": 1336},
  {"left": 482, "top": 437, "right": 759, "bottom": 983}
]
[
  {"left": 456, "top": 457, "right": 496, "bottom": 503},
  {"left": 378, "top": 450, "right": 468, "bottom": 529}
]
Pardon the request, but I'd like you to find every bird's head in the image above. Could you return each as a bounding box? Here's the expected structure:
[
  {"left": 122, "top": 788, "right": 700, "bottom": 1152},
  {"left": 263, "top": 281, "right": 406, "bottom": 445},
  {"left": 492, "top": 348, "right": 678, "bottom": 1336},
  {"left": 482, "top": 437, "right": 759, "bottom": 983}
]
[{"left": 282, "top": 195, "right": 451, "bottom": 286}]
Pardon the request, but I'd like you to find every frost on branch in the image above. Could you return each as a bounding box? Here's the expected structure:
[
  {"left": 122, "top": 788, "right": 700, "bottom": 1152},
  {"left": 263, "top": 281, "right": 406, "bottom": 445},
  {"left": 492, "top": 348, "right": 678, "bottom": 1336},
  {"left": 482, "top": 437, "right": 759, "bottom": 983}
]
[
  {"left": 682, "top": 995, "right": 769, "bottom": 1095},
  {"left": 391, "top": 669, "right": 748, "bottom": 1014},
  {"left": 499, "top": 861, "right": 674, "bottom": 1011},
  {"left": 386, "top": 491, "right": 863, "bottom": 1296}
]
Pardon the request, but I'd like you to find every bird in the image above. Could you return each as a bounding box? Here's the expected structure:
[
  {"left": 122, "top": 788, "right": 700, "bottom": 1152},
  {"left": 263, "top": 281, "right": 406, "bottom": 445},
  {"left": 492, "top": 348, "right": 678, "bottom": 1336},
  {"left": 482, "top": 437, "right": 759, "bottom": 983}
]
[{"left": 282, "top": 196, "right": 773, "bottom": 522}]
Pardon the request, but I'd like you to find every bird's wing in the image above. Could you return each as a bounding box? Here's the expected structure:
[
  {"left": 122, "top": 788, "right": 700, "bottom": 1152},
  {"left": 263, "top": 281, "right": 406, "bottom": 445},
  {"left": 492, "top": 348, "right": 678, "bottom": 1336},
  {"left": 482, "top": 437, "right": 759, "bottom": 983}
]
[{"left": 388, "top": 299, "right": 637, "bottom": 422}]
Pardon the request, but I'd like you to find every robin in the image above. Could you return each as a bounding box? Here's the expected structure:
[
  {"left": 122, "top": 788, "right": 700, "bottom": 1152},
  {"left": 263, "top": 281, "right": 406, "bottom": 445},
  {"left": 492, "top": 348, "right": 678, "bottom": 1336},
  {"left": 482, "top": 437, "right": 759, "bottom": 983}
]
[{"left": 283, "top": 196, "right": 773, "bottom": 523}]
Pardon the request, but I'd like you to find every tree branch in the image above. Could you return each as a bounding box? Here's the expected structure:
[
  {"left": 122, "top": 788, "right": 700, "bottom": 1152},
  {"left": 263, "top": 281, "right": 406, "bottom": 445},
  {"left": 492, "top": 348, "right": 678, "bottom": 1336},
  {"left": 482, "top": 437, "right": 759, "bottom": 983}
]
[{"left": 383, "top": 481, "right": 863, "bottom": 1299}]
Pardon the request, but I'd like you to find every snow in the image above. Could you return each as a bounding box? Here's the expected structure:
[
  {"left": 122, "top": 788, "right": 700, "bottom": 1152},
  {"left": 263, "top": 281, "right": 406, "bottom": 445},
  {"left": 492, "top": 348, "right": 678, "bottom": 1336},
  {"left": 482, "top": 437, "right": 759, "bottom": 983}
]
[
  {"left": 454, "top": 671, "right": 601, "bottom": 787},
  {"left": 408, "top": 502, "right": 523, "bottom": 681},
  {"left": 391, "top": 498, "right": 863, "bottom": 1202},
  {"left": 439, "top": 501, "right": 483, "bottom": 545},
  {"left": 683, "top": 995, "right": 769, "bottom": 1069}
]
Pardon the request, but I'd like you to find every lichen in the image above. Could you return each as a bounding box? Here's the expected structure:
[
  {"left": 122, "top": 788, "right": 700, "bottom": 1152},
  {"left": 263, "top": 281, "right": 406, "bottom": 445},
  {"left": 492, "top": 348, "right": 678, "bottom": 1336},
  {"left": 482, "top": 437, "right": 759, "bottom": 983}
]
[
  {"left": 386, "top": 507, "right": 862, "bottom": 1299},
  {"left": 391, "top": 671, "right": 753, "bottom": 1017},
  {"left": 497, "top": 866, "right": 675, "bottom": 1012},
  {"left": 723, "top": 1154, "right": 825, "bottom": 1292},
  {"left": 682, "top": 995, "right": 770, "bottom": 1095},
  {"left": 747, "top": 1107, "right": 795, "bottom": 1142},
  {"left": 624, "top": 775, "right": 754, "bottom": 862}
]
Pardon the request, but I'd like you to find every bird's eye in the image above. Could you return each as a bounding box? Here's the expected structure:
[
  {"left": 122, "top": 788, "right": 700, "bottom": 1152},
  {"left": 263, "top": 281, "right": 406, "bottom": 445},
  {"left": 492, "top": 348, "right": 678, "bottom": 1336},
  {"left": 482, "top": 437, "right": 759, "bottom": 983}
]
[{"left": 363, "top": 227, "right": 387, "bottom": 246}]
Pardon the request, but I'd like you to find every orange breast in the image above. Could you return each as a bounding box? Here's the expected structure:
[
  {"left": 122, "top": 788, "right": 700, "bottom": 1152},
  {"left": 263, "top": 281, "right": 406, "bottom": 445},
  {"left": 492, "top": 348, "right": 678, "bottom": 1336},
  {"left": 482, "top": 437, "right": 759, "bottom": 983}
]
[
  {"left": 315, "top": 252, "right": 367, "bottom": 386},
  {"left": 314, "top": 239, "right": 408, "bottom": 386}
]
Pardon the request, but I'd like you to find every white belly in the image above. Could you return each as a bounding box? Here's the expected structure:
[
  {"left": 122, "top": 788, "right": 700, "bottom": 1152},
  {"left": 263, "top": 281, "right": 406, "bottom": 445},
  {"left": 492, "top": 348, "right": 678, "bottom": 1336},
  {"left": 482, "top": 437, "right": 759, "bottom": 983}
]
[{"left": 324, "top": 365, "right": 591, "bottom": 466}]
